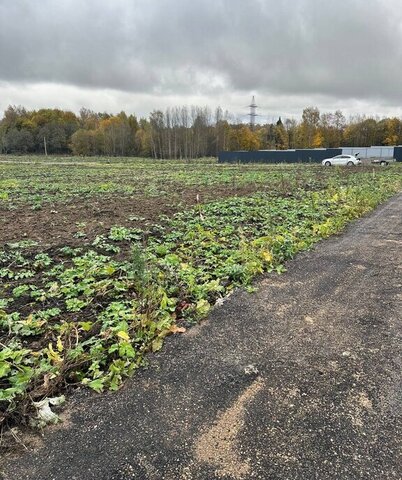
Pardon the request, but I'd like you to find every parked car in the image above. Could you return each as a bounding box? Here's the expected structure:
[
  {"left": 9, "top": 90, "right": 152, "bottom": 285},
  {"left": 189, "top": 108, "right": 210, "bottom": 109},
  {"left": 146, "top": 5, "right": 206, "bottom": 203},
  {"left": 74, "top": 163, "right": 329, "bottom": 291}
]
[{"left": 322, "top": 154, "right": 361, "bottom": 167}]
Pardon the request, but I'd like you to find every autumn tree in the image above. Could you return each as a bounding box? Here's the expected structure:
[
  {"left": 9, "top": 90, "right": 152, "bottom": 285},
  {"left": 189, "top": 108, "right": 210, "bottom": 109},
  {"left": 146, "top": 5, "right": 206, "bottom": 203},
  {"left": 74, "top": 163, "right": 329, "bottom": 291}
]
[
  {"left": 319, "top": 110, "right": 345, "bottom": 147},
  {"left": 284, "top": 118, "right": 298, "bottom": 148},
  {"left": 229, "top": 125, "right": 260, "bottom": 151},
  {"left": 312, "top": 131, "right": 324, "bottom": 148},
  {"left": 70, "top": 129, "right": 104, "bottom": 155},
  {"left": 381, "top": 117, "right": 402, "bottom": 145},
  {"left": 275, "top": 117, "right": 289, "bottom": 150},
  {"left": 79, "top": 108, "right": 100, "bottom": 130},
  {"left": 298, "top": 107, "right": 320, "bottom": 148},
  {"left": 343, "top": 117, "right": 381, "bottom": 147}
]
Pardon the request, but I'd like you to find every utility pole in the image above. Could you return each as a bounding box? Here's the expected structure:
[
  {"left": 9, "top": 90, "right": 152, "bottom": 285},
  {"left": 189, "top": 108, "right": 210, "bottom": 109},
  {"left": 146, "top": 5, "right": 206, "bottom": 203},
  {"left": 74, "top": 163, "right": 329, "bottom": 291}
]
[{"left": 44, "top": 136, "right": 48, "bottom": 156}]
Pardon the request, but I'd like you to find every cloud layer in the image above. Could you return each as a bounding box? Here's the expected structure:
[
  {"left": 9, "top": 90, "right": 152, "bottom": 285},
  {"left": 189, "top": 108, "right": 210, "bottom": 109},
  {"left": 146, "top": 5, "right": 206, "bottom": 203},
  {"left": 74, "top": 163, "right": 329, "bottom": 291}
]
[{"left": 1, "top": 0, "right": 401, "bottom": 119}]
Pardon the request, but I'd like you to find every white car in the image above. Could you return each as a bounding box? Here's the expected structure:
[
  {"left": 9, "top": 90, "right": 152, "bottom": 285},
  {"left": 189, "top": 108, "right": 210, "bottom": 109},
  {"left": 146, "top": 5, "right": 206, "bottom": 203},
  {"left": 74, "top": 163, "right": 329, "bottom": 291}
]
[{"left": 322, "top": 154, "right": 361, "bottom": 167}]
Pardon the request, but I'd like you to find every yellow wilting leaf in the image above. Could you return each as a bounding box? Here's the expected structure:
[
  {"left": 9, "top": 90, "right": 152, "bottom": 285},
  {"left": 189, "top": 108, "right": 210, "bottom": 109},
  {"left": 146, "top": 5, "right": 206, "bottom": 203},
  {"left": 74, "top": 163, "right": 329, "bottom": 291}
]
[
  {"left": 104, "top": 265, "right": 116, "bottom": 275},
  {"left": 47, "top": 343, "right": 62, "bottom": 364},
  {"left": 261, "top": 250, "right": 273, "bottom": 262},
  {"left": 151, "top": 337, "right": 163, "bottom": 352},
  {"left": 169, "top": 325, "right": 186, "bottom": 334},
  {"left": 56, "top": 336, "right": 63, "bottom": 353},
  {"left": 117, "top": 330, "right": 130, "bottom": 341},
  {"left": 78, "top": 321, "right": 93, "bottom": 332}
]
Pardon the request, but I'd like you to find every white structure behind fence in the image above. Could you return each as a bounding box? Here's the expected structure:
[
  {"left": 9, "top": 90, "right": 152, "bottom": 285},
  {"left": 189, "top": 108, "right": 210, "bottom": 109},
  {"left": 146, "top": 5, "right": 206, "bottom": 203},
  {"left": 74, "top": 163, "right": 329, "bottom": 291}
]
[{"left": 342, "top": 146, "right": 394, "bottom": 158}]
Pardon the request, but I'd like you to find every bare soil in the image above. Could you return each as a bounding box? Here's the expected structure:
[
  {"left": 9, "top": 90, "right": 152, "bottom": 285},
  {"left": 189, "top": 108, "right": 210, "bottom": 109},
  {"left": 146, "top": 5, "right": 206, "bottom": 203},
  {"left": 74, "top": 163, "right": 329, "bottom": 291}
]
[{"left": 0, "top": 185, "right": 262, "bottom": 247}]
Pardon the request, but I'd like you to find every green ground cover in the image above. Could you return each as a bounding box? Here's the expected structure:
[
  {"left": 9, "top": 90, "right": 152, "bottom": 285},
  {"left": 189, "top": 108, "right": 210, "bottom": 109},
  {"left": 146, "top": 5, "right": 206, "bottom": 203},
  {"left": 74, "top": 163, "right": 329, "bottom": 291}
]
[
  {"left": 0, "top": 156, "right": 401, "bottom": 440},
  {"left": 1, "top": 155, "right": 330, "bottom": 208}
]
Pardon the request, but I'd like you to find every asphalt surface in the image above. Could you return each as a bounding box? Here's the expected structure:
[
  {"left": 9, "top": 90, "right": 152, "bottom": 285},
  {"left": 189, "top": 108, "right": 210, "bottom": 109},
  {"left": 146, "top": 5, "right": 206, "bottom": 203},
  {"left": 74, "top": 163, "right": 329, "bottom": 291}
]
[{"left": 1, "top": 194, "right": 401, "bottom": 480}]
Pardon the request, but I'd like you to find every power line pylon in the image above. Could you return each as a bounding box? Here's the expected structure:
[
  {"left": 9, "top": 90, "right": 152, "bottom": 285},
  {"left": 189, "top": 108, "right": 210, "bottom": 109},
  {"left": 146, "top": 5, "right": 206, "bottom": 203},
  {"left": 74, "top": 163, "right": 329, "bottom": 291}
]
[{"left": 248, "top": 95, "right": 258, "bottom": 129}]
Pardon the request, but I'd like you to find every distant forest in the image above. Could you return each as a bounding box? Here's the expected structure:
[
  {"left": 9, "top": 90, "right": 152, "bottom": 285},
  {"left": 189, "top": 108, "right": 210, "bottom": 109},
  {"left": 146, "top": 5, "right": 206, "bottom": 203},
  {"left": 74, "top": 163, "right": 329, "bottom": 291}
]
[{"left": 0, "top": 105, "right": 401, "bottom": 158}]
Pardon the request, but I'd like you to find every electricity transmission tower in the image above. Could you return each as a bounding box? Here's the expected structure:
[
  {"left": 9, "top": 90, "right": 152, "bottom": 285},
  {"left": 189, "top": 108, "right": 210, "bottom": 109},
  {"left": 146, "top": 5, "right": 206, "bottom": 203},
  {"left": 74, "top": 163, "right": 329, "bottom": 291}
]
[{"left": 248, "top": 96, "right": 258, "bottom": 129}]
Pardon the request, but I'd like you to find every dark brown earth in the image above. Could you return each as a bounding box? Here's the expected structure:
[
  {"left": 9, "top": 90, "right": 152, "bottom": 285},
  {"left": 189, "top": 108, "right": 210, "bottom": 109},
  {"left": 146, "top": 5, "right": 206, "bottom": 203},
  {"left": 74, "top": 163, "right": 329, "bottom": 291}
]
[
  {"left": 1, "top": 194, "right": 401, "bottom": 480},
  {"left": 0, "top": 185, "right": 263, "bottom": 247}
]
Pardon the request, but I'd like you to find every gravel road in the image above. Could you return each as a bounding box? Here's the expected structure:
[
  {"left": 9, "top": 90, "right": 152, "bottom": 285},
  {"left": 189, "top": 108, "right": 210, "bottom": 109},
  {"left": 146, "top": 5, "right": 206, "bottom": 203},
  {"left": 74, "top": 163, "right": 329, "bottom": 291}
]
[{"left": 2, "top": 194, "right": 401, "bottom": 480}]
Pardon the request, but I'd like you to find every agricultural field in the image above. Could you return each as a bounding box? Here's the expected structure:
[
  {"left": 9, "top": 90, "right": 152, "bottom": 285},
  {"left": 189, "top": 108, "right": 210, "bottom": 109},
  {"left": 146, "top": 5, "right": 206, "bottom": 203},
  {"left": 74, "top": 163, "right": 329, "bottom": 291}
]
[{"left": 0, "top": 155, "right": 401, "bottom": 446}]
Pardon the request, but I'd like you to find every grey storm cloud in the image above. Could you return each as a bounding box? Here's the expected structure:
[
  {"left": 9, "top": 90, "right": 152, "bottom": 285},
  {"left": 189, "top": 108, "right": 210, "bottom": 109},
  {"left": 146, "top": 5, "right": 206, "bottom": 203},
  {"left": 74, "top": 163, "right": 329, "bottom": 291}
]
[{"left": 1, "top": 0, "right": 402, "bottom": 112}]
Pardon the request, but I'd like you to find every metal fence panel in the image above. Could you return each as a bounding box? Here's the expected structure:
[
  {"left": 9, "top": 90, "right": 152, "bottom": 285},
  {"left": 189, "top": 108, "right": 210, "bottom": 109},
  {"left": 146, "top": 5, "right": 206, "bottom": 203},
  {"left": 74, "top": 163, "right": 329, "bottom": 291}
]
[
  {"left": 341, "top": 146, "right": 394, "bottom": 158},
  {"left": 218, "top": 148, "right": 342, "bottom": 164},
  {"left": 394, "top": 146, "right": 402, "bottom": 161}
]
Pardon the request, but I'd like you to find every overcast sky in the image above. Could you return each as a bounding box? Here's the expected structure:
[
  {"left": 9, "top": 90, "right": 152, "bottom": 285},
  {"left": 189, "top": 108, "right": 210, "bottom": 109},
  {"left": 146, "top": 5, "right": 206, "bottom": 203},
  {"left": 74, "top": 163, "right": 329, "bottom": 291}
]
[{"left": 0, "top": 0, "right": 401, "bottom": 121}]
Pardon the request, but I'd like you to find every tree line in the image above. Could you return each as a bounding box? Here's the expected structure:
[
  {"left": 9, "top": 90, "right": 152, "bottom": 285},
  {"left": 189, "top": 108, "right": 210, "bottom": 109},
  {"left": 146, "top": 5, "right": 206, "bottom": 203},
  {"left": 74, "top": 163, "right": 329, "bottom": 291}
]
[{"left": 0, "top": 105, "right": 401, "bottom": 158}]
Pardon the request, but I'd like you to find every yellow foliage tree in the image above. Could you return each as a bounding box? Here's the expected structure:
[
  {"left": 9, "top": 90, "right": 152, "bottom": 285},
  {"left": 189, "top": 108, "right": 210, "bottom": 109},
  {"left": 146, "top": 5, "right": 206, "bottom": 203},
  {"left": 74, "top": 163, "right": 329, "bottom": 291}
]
[
  {"left": 312, "top": 131, "right": 324, "bottom": 148},
  {"left": 383, "top": 118, "right": 401, "bottom": 145},
  {"left": 229, "top": 125, "right": 260, "bottom": 151}
]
